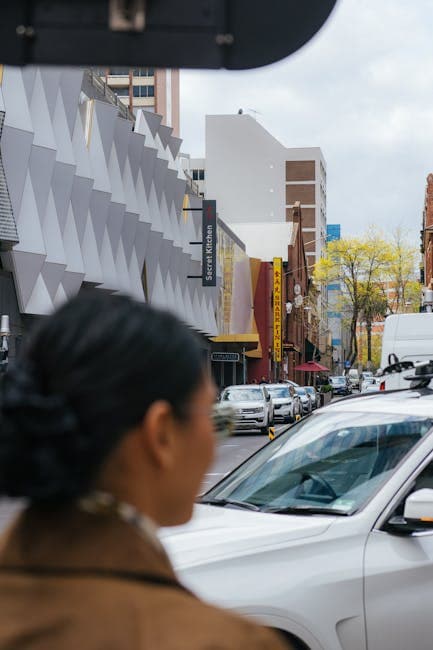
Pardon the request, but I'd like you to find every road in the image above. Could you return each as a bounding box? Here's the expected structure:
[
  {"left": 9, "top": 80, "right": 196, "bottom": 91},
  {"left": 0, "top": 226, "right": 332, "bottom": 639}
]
[{"left": 200, "top": 424, "right": 287, "bottom": 493}]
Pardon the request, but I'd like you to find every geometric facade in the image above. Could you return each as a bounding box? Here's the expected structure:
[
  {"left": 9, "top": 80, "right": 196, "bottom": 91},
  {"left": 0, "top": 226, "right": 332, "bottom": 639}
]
[{"left": 0, "top": 66, "right": 218, "bottom": 336}]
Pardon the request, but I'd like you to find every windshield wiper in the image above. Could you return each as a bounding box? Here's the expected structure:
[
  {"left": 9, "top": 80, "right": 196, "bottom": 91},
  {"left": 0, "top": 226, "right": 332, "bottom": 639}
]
[
  {"left": 197, "top": 497, "right": 261, "bottom": 511},
  {"left": 264, "top": 505, "right": 350, "bottom": 516}
]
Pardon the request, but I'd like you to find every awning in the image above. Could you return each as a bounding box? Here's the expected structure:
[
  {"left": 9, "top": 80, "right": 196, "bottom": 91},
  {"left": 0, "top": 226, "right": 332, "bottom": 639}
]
[
  {"left": 304, "top": 338, "right": 321, "bottom": 362},
  {"left": 210, "top": 333, "right": 259, "bottom": 352},
  {"left": 294, "top": 360, "right": 329, "bottom": 372}
]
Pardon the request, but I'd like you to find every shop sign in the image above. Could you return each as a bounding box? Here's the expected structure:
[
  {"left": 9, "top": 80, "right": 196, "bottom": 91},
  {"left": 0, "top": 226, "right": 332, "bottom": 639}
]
[
  {"left": 202, "top": 200, "right": 216, "bottom": 286},
  {"left": 273, "top": 257, "right": 282, "bottom": 363},
  {"left": 211, "top": 352, "right": 240, "bottom": 362}
]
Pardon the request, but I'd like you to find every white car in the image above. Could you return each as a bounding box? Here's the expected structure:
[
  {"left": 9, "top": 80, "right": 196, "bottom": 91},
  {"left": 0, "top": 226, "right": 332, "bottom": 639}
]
[
  {"left": 220, "top": 384, "right": 274, "bottom": 434},
  {"left": 161, "top": 372, "right": 433, "bottom": 650},
  {"left": 266, "top": 383, "right": 298, "bottom": 423}
]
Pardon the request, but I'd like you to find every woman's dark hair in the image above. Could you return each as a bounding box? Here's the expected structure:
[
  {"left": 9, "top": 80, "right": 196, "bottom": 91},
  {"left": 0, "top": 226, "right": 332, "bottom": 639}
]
[{"left": 0, "top": 291, "right": 206, "bottom": 503}]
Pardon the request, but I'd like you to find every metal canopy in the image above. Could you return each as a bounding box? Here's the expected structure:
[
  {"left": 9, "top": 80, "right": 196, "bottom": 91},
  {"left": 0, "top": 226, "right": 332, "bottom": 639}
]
[{"left": 0, "top": 0, "right": 338, "bottom": 69}]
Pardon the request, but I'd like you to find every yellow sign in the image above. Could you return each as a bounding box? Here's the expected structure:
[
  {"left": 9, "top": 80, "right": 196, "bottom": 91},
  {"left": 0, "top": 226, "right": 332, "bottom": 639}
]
[{"left": 273, "top": 257, "right": 282, "bottom": 363}]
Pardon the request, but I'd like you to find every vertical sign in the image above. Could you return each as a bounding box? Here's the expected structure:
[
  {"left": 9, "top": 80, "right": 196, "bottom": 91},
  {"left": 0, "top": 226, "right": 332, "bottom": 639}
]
[
  {"left": 273, "top": 257, "right": 282, "bottom": 363},
  {"left": 202, "top": 200, "right": 217, "bottom": 287}
]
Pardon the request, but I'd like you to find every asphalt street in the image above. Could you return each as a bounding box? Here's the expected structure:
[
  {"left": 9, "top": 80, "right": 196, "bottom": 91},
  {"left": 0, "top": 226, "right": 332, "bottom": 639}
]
[{"left": 200, "top": 424, "right": 287, "bottom": 494}]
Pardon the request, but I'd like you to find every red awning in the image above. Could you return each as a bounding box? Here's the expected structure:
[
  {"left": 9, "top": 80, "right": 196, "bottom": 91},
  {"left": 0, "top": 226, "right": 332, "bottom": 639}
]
[{"left": 294, "top": 361, "right": 329, "bottom": 372}]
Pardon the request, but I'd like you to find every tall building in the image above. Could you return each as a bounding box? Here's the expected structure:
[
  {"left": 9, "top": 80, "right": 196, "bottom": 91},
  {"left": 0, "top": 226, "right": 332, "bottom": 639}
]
[
  {"left": 97, "top": 67, "right": 180, "bottom": 137},
  {"left": 204, "top": 114, "right": 327, "bottom": 268}
]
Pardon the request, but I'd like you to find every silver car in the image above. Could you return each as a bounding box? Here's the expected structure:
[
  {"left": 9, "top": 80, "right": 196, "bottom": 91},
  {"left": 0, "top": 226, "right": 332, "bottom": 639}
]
[
  {"left": 304, "top": 386, "right": 319, "bottom": 409},
  {"left": 266, "top": 384, "right": 298, "bottom": 423},
  {"left": 221, "top": 385, "right": 274, "bottom": 434},
  {"left": 294, "top": 386, "right": 312, "bottom": 414}
]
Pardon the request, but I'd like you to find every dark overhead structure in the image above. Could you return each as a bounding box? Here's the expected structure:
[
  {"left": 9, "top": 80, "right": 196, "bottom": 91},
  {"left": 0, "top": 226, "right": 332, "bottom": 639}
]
[{"left": 0, "top": 0, "right": 338, "bottom": 70}]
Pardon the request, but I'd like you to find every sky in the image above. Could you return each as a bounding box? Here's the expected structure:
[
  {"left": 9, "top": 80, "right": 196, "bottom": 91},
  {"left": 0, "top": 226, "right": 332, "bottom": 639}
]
[{"left": 179, "top": 0, "right": 433, "bottom": 245}]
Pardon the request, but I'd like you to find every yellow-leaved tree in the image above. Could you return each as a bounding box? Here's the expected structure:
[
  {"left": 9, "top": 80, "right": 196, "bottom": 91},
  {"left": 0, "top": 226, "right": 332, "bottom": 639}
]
[{"left": 314, "top": 229, "right": 394, "bottom": 368}]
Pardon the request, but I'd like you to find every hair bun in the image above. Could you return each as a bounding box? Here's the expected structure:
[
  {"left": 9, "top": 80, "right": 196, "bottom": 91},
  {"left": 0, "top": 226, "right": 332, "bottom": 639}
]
[
  {"left": 0, "top": 364, "right": 84, "bottom": 501},
  {"left": 1, "top": 364, "right": 79, "bottom": 439}
]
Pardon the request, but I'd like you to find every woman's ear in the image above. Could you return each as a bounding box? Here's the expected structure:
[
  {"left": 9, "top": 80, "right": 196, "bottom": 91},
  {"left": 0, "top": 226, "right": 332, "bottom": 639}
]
[{"left": 138, "top": 400, "right": 178, "bottom": 470}]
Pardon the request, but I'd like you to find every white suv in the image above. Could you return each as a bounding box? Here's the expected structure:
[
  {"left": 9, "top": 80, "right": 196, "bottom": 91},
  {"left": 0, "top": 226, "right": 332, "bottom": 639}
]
[
  {"left": 162, "top": 374, "right": 433, "bottom": 650},
  {"left": 220, "top": 384, "right": 274, "bottom": 434}
]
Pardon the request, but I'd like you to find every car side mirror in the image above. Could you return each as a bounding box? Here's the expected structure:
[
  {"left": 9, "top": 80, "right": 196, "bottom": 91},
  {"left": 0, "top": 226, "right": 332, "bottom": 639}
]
[
  {"left": 387, "top": 489, "right": 433, "bottom": 535},
  {"left": 404, "top": 489, "right": 433, "bottom": 528}
]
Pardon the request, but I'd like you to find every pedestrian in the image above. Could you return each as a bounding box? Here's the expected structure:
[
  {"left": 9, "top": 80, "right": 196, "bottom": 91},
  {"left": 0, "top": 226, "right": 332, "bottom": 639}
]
[
  {"left": 0, "top": 291, "right": 291, "bottom": 650},
  {"left": 259, "top": 375, "right": 268, "bottom": 384}
]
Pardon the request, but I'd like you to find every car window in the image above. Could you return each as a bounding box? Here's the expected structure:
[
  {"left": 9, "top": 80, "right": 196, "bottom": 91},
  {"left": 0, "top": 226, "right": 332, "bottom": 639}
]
[
  {"left": 295, "top": 387, "right": 306, "bottom": 395},
  {"left": 268, "top": 387, "right": 290, "bottom": 398},
  {"left": 205, "top": 411, "right": 433, "bottom": 514},
  {"left": 222, "top": 388, "right": 263, "bottom": 401}
]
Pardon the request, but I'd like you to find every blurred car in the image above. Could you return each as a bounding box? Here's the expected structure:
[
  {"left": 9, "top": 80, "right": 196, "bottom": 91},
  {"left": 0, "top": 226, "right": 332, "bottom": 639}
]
[
  {"left": 266, "top": 384, "right": 298, "bottom": 423},
  {"left": 294, "top": 386, "right": 312, "bottom": 414},
  {"left": 330, "top": 375, "right": 352, "bottom": 395},
  {"left": 363, "top": 382, "right": 380, "bottom": 394},
  {"left": 347, "top": 368, "right": 360, "bottom": 390},
  {"left": 304, "top": 385, "right": 319, "bottom": 409},
  {"left": 361, "top": 377, "right": 378, "bottom": 393},
  {"left": 220, "top": 384, "right": 273, "bottom": 434},
  {"left": 161, "top": 386, "right": 433, "bottom": 650}
]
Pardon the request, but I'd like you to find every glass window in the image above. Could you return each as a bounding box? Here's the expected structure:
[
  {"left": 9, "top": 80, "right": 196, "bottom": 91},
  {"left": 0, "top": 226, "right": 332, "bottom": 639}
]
[
  {"left": 133, "top": 67, "right": 155, "bottom": 77},
  {"left": 268, "top": 387, "right": 291, "bottom": 398},
  {"left": 205, "top": 411, "right": 433, "bottom": 514},
  {"left": 192, "top": 170, "right": 199, "bottom": 181},
  {"left": 222, "top": 388, "right": 264, "bottom": 402},
  {"left": 199, "top": 169, "right": 205, "bottom": 181},
  {"left": 109, "top": 67, "right": 130, "bottom": 76},
  {"left": 133, "top": 85, "right": 155, "bottom": 98},
  {"left": 113, "top": 87, "right": 129, "bottom": 96}
]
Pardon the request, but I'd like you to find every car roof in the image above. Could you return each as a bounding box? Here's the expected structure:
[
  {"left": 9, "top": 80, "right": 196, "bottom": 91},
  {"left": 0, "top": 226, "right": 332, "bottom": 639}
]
[
  {"left": 222, "top": 384, "right": 263, "bottom": 390},
  {"left": 325, "top": 388, "right": 433, "bottom": 418}
]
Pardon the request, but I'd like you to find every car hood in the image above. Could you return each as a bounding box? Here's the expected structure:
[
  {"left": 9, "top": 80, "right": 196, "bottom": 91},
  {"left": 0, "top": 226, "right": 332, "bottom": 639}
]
[{"left": 159, "top": 504, "right": 334, "bottom": 570}]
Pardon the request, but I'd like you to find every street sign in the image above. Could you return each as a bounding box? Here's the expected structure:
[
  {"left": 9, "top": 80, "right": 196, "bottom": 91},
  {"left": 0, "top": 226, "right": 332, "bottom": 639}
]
[
  {"left": 211, "top": 352, "right": 240, "bottom": 362},
  {"left": 345, "top": 360, "right": 351, "bottom": 368},
  {"left": 202, "top": 200, "right": 217, "bottom": 287}
]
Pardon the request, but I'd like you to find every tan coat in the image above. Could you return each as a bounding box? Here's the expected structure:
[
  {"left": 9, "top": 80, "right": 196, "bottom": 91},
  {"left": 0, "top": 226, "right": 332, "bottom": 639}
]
[{"left": 0, "top": 506, "right": 291, "bottom": 650}]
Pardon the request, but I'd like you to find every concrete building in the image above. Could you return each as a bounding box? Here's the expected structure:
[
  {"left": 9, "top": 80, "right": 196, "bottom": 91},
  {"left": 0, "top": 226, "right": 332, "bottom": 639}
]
[
  {"left": 204, "top": 113, "right": 327, "bottom": 267},
  {"left": 96, "top": 67, "right": 180, "bottom": 137},
  {"left": 0, "top": 64, "right": 217, "bottom": 359}
]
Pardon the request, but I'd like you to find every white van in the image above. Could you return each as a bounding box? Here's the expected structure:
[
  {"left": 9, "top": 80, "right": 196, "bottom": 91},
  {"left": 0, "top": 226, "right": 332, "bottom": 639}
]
[{"left": 379, "top": 313, "right": 433, "bottom": 390}]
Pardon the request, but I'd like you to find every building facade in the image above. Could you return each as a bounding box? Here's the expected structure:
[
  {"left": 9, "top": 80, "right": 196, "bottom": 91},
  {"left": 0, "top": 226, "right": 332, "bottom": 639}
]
[
  {"left": 0, "top": 65, "right": 215, "bottom": 360},
  {"left": 204, "top": 114, "right": 327, "bottom": 267},
  {"left": 97, "top": 67, "right": 180, "bottom": 137}
]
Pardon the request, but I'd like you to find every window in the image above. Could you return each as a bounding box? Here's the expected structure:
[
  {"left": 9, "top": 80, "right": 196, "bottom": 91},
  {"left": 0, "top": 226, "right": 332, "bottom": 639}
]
[
  {"left": 113, "top": 87, "right": 129, "bottom": 96},
  {"left": 109, "top": 67, "right": 130, "bottom": 76},
  {"left": 192, "top": 169, "right": 205, "bottom": 181},
  {"left": 133, "top": 85, "right": 155, "bottom": 98},
  {"left": 133, "top": 67, "right": 155, "bottom": 77}
]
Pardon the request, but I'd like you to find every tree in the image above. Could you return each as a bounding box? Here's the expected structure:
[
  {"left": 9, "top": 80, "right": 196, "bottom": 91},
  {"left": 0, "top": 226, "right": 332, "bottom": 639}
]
[
  {"left": 386, "top": 228, "right": 421, "bottom": 313},
  {"left": 314, "top": 229, "right": 394, "bottom": 368}
]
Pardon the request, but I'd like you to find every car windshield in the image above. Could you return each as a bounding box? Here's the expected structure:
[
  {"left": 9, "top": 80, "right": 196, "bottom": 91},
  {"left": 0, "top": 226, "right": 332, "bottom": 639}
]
[
  {"left": 305, "top": 387, "right": 315, "bottom": 394},
  {"left": 295, "top": 387, "right": 306, "bottom": 395},
  {"left": 222, "top": 388, "right": 263, "bottom": 402},
  {"left": 268, "top": 387, "right": 290, "bottom": 398},
  {"left": 204, "top": 411, "right": 433, "bottom": 515},
  {"left": 331, "top": 377, "right": 345, "bottom": 385}
]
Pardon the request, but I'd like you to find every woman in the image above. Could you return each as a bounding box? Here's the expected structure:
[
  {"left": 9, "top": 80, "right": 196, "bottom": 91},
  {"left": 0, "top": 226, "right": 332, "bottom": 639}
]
[{"left": 0, "top": 291, "right": 290, "bottom": 649}]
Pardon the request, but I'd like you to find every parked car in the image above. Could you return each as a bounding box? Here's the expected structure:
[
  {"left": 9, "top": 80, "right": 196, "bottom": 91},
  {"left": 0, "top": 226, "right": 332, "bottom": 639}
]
[
  {"left": 304, "top": 386, "right": 319, "bottom": 409},
  {"left": 161, "top": 382, "right": 433, "bottom": 650},
  {"left": 220, "top": 384, "right": 273, "bottom": 434},
  {"left": 347, "top": 368, "right": 360, "bottom": 390},
  {"left": 330, "top": 375, "right": 352, "bottom": 395},
  {"left": 266, "top": 384, "right": 298, "bottom": 423},
  {"left": 294, "top": 386, "right": 312, "bottom": 414},
  {"left": 361, "top": 377, "right": 377, "bottom": 393}
]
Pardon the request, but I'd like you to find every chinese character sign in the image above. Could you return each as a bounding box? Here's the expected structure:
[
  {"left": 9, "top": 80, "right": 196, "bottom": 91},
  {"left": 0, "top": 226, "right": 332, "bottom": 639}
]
[{"left": 273, "top": 257, "right": 282, "bottom": 363}]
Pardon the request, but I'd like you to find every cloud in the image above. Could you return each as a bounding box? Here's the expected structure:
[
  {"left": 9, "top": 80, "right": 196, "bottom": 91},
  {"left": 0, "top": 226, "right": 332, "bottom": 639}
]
[{"left": 180, "top": 0, "right": 433, "bottom": 245}]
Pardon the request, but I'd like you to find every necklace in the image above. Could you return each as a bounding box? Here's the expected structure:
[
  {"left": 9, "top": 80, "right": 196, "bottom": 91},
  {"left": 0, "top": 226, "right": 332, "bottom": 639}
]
[{"left": 78, "top": 491, "right": 163, "bottom": 554}]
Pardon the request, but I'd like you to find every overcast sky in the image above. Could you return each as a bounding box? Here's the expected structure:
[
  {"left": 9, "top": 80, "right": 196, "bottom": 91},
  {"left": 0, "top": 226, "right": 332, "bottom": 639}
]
[{"left": 179, "top": 0, "right": 433, "bottom": 245}]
